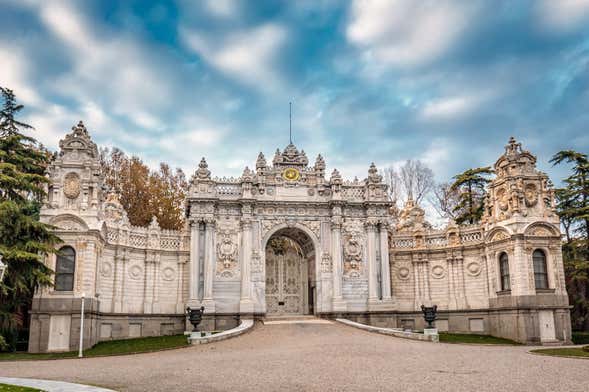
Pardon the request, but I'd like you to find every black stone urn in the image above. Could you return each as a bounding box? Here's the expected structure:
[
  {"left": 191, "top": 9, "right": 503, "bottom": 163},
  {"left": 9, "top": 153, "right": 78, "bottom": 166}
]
[
  {"left": 186, "top": 306, "right": 205, "bottom": 332},
  {"left": 421, "top": 305, "right": 437, "bottom": 329}
]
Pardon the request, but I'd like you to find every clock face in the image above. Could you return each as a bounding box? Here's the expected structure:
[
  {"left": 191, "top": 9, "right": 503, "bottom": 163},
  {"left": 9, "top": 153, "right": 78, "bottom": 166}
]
[{"left": 282, "top": 168, "right": 301, "bottom": 181}]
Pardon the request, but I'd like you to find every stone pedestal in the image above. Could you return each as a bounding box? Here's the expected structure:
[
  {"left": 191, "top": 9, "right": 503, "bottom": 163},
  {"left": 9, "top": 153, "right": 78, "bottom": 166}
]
[{"left": 424, "top": 328, "right": 438, "bottom": 336}]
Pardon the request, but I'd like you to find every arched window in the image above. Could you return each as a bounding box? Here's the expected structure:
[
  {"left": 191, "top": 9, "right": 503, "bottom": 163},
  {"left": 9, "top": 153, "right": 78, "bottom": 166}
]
[
  {"left": 499, "top": 252, "right": 510, "bottom": 291},
  {"left": 533, "top": 249, "right": 549, "bottom": 289},
  {"left": 55, "top": 246, "right": 75, "bottom": 291}
]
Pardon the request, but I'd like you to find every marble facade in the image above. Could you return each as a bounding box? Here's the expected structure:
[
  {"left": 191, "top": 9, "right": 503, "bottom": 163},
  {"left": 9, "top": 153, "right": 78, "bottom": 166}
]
[{"left": 27, "top": 123, "right": 571, "bottom": 352}]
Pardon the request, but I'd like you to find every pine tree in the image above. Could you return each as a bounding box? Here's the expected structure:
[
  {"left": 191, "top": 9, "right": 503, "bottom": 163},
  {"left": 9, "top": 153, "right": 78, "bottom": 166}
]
[
  {"left": 0, "top": 87, "right": 60, "bottom": 351},
  {"left": 551, "top": 150, "right": 589, "bottom": 330},
  {"left": 449, "top": 167, "right": 493, "bottom": 224}
]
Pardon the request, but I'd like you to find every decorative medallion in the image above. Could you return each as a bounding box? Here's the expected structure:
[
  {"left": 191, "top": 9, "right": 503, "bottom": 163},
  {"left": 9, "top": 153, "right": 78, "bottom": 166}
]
[
  {"left": 282, "top": 167, "right": 301, "bottom": 182},
  {"left": 524, "top": 183, "right": 538, "bottom": 207},
  {"left": 465, "top": 261, "right": 481, "bottom": 277},
  {"left": 161, "top": 267, "right": 176, "bottom": 281},
  {"left": 397, "top": 267, "right": 411, "bottom": 280},
  {"left": 100, "top": 262, "right": 113, "bottom": 278},
  {"left": 431, "top": 265, "right": 446, "bottom": 279},
  {"left": 63, "top": 172, "right": 81, "bottom": 199},
  {"left": 129, "top": 265, "right": 143, "bottom": 280}
]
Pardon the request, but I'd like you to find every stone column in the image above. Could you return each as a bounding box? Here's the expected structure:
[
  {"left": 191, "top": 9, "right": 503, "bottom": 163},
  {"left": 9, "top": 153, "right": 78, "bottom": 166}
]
[
  {"left": 331, "top": 218, "right": 346, "bottom": 311},
  {"left": 240, "top": 219, "right": 254, "bottom": 314},
  {"left": 366, "top": 221, "right": 379, "bottom": 303},
  {"left": 202, "top": 220, "right": 216, "bottom": 312},
  {"left": 379, "top": 224, "right": 392, "bottom": 301},
  {"left": 188, "top": 220, "right": 201, "bottom": 304}
]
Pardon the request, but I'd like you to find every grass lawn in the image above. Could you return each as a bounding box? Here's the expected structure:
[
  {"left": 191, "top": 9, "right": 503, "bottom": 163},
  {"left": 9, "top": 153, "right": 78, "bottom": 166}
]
[
  {"left": 531, "top": 346, "right": 589, "bottom": 359},
  {"left": 439, "top": 332, "right": 520, "bottom": 345},
  {"left": 0, "top": 334, "right": 188, "bottom": 361},
  {"left": 0, "top": 383, "right": 42, "bottom": 392}
]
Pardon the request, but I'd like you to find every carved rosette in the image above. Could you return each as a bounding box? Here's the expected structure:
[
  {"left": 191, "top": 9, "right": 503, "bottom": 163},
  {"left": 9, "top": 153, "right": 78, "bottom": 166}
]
[{"left": 342, "top": 220, "right": 365, "bottom": 278}]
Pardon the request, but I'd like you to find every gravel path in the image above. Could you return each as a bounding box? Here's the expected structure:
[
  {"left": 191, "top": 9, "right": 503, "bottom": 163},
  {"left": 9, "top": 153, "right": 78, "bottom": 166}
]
[{"left": 1, "top": 322, "right": 587, "bottom": 392}]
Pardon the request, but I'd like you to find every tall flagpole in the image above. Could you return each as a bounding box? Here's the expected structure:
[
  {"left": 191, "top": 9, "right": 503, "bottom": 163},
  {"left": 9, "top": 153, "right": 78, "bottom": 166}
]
[{"left": 289, "top": 102, "right": 292, "bottom": 144}]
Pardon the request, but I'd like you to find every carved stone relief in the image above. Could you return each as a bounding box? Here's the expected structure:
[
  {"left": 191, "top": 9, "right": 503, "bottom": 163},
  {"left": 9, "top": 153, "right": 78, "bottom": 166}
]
[
  {"left": 216, "top": 221, "right": 239, "bottom": 279},
  {"left": 342, "top": 220, "right": 365, "bottom": 278},
  {"left": 63, "top": 172, "right": 81, "bottom": 199},
  {"left": 321, "top": 252, "right": 332, "bottom": 272}
]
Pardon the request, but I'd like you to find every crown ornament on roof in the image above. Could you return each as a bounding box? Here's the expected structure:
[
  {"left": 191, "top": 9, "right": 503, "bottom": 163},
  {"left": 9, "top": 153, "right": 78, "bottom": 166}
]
[
  {"left": 58, "top": 120, "right": 98, "bottom": 158},
  {"left": 495, "top": 136, "right": 537, "bottom": 177},
  {"left": 272, "top": 143, "right": 309, "bottom": 167}
]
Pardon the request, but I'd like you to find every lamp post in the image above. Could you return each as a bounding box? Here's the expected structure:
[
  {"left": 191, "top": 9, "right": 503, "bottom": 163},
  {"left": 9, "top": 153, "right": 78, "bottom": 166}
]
[
  {"left": 0, "top": 255, "right": 6, "bottom": 282},
  {"left": 78, "top": 292, "right": 85, "bottom": 358}
]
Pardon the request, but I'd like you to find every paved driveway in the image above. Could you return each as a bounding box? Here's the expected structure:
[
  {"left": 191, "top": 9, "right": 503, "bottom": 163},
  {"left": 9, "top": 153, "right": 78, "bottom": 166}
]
[{"left": 1, "top": 321, "right": 587, "bottom": 392}]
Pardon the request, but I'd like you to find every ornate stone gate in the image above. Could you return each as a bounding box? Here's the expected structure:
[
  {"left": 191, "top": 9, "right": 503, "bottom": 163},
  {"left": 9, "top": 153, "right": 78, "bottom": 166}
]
[{"left": 265, "top": 228, "right": 315, "bottom": 315}]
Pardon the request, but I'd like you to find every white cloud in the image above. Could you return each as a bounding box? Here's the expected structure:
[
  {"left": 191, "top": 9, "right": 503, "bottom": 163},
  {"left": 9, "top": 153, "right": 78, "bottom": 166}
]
[
  {"left": 203, "top": 0, "right": 239, "bottom": 19},
  {"left": 536, "top": 0, "right": 589, "bottom": 33},
  {"left": 0, "top": 45, "right": 41, "bottom": 105},
  {"left": 180, "top": 23, "right": 287, "bottom": 90},
  {"left": 37, "top": 1, "right": 173, "bottom": 130},
  {"left": 346, "top": 0, "right": 476, "bottom": 68},
  {"left": 421, "top": 95, "right": 477, "bottom": 119}
]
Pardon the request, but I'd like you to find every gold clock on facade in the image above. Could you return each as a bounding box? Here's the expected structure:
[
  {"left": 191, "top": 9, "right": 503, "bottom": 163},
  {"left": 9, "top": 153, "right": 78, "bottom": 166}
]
[{"left": 282, "top": 168, "right": 301, "bottom": 182}]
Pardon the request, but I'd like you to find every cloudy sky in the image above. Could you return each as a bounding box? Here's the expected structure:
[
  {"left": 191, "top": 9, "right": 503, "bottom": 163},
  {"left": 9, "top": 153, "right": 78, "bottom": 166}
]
[{"left": 1, "top": 0, "right": 589, "bottom": 187}]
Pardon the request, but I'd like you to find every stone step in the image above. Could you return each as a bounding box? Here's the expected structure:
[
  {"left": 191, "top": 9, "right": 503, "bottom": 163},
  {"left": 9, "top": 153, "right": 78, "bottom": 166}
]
[
  {"left": 540, "top": 340, "right": 564, "bottom": 347},
  {"left": 262, "top": 315, "right": 333, "bottom": 325}
]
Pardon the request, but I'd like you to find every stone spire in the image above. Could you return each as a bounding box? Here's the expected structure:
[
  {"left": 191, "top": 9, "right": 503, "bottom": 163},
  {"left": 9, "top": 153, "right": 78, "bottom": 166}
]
[
  {"left": 195, "top": 157, "right": 211, "bottom": 180},
  {"left": 314, "top": 154, "right": 326, "bottom": 171},
  {"left": 367, "top": 162, "right": 382, "bottom": 184},
  {"left": 329, "top": 168, "right": 342, "bottom": 185},
  {"left": 241, "top": 166, "right": 254, "bottom": 182},
  {"left": 256, "top": 152, "right": 267, "bottom": 172}
]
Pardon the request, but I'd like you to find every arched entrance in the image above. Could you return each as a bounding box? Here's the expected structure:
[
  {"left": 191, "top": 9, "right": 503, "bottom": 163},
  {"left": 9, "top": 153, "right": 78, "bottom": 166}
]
[{"left": 265, "top": 227, "right": 316, "bottom": 316}]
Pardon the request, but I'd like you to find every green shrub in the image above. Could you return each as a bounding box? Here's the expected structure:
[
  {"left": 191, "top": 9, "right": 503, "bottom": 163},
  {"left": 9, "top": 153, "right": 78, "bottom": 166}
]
[
  {"left": 572, "top": 332, "right": 589, "bottom": 345},
  {"left": 582, "top": 345, "right": 589, "bottom": 353},
  {"left": 0, "top": 335, "right": 9, "bottom": 352}
]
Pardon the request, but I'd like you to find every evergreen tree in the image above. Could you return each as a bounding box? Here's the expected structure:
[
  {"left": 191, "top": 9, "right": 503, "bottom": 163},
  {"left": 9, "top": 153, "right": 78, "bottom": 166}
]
[
  {"left": 449, "top": 167, "right": 493, "bottom": 224},
  {"left": 0, "top": 87, "right": 59, "bottom": 350},
  {"left": 551, "top": 150, "right": 589, "bottom": 330}
]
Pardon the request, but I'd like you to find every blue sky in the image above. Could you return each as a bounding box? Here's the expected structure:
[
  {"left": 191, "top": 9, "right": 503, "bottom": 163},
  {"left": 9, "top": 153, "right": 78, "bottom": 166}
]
[{"left": 1, "top": 0, "right": 588, "bottom": 188}]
